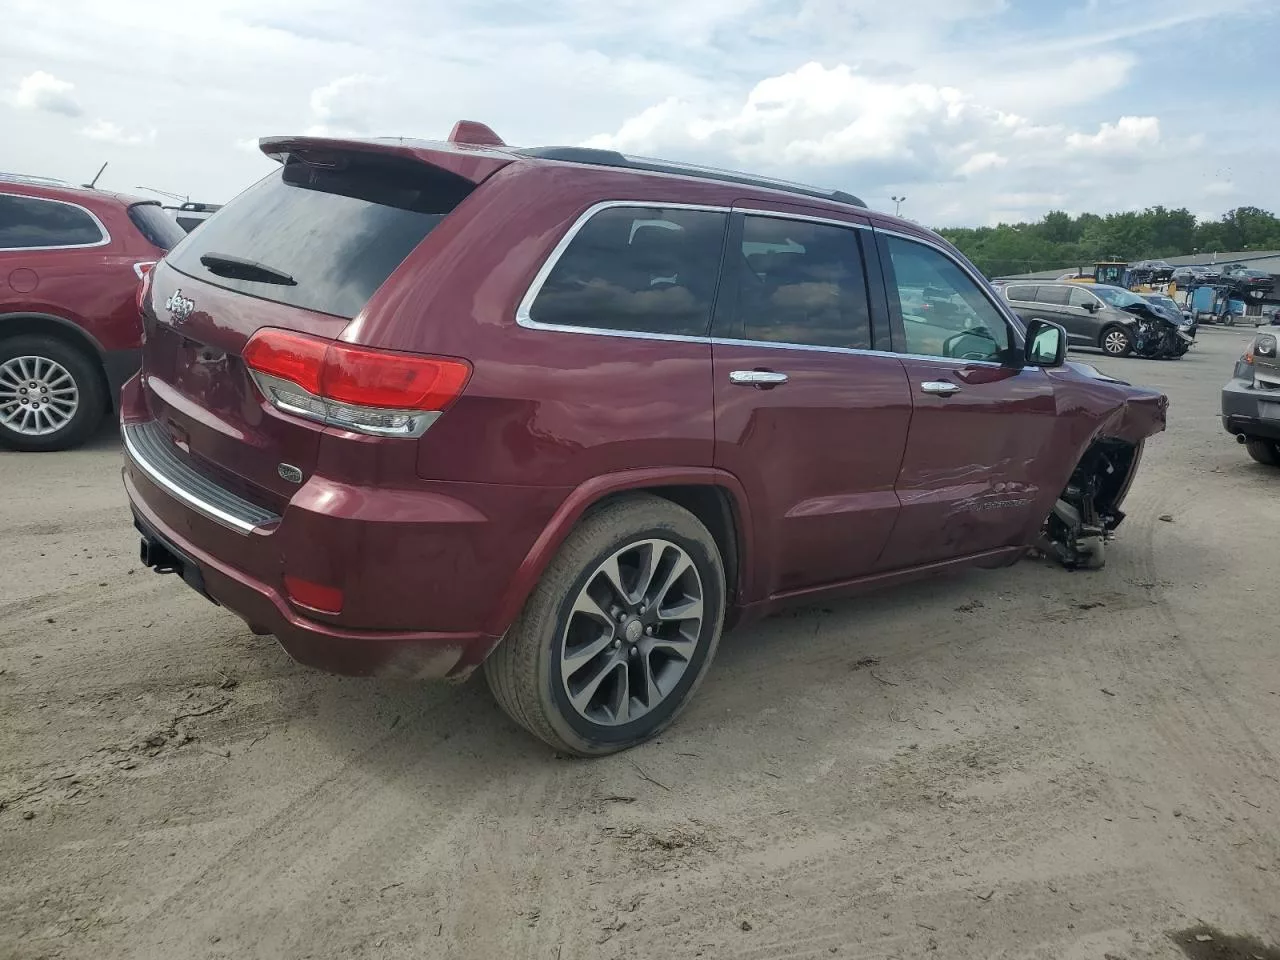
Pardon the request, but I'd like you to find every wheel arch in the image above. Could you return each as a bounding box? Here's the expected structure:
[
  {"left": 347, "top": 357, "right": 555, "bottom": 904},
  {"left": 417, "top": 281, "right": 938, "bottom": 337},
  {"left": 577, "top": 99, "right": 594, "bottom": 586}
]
[
  {"left": 0, "top": 312, "right": 109, "bottom": 358},
  {"left": 482, "top": 468, "right": 755, "bottom": 643},
  {"left": 0, "top": 313, "right": 111, "bottom": 401}
]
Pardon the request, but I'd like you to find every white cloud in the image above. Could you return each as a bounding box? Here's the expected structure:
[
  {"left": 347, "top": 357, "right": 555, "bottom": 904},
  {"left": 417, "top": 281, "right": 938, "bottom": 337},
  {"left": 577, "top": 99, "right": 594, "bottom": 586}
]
[
  {"left": 955, "top": 152, "right": 1008, "bottom": 177},
  {"left": 7, "top": 70, "right": 83, "bottom": 117},
  {"left": 307, "top": 74, "right": 383, "bottom": 136},
  {"left": 585, "top": 63, "right": 1031, "bottom": 169},
  {"left": 0, "top": 0, "right": 1273, "bottom": 224},
  {"left": 81, "top": 119, "right": 155, "bottom": 145},
  {"left": 1065, "top": 116, "right": 1160, "bottom": 154}
]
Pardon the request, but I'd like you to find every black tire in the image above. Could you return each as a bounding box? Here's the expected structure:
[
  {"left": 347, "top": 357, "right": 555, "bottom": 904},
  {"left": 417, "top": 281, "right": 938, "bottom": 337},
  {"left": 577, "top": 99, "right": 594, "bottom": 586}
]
[
  {"left": 0, "top": 335, "right": 107, "bottom": 452},
  {"left": 1245, "top": 438, "right": 1280, "bottom": 466},
  {"left": 1099, "top": 325, "right": 1132, "bottom": 357},
  {"left": 484, "top": 494, "right": 726, "bottom": 756}
]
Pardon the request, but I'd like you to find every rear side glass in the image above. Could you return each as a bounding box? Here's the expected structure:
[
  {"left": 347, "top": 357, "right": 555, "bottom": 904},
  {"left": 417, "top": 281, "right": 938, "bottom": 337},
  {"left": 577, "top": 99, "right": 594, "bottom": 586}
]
[
  {"left": 166, "top": 154, "right": 475, "bottom": 319},
  {"left": 1004, "top": 285, "right": 1036, "bottom": 303},
  {"left": 528, "top": 206, "right": 728, "bottom": 337},
  {"left": 128, "top": 202, "right": 186, "bottom": 250},
  {"left": 0, "top": 194, "right": 104, "bottom": 249},
  {"left": 1036, "top": 285, "right": 1071, "bottom": 306},
  {"left": 734, "top": 215, "right": 872, "bottom": 349}
]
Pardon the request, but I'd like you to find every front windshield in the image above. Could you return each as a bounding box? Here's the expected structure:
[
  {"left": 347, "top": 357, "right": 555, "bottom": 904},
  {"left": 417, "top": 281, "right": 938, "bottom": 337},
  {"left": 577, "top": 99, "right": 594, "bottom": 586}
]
[
  {"left": 1094, "top": 285, "right": 1144, "bottom": 308},
  {"left": 1149, "top": 296, "right": 1177, "bottom": 310}
]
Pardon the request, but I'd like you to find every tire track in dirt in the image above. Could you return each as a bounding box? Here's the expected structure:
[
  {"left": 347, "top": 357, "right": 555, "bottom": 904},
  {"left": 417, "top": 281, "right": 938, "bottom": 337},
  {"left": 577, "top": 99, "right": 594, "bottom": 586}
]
[{"left": 1077, "top": 474, "right": 1280, "bottom": 927}]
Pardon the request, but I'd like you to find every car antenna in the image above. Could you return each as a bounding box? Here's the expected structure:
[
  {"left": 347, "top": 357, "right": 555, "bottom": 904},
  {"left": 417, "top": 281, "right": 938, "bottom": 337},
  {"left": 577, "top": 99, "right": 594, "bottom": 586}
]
[
  {"left": 134, "top": 185, "right": 189, "bottom": 203},
  {"left": 84, "top": 161, "right": 108, "bottom": 189}
]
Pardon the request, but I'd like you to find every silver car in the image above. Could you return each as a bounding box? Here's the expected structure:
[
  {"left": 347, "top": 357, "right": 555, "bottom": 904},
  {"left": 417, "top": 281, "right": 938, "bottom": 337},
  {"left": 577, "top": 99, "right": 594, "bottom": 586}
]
[{"left": 1222, "top": 324, "right": 1280, "bottom": 466}]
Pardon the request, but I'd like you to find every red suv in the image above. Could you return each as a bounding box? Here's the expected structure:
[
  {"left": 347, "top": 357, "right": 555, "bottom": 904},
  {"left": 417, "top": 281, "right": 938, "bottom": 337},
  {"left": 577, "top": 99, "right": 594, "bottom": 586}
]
[
  {"left": 122, "top": 124, "right": 1167, "bottom": 755},
  {"left": 1, "top": 174, "right": 186, "bottom": 450}
]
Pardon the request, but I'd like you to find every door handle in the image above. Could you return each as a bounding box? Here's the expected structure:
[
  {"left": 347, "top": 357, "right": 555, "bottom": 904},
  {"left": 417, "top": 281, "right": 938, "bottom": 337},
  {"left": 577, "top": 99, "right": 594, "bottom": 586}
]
[
  {"left": 729, "top": 370, "right": 789, "bottom": 387},
  {"left": 920, "top": 381, "right": 961, "bottom": 396}
]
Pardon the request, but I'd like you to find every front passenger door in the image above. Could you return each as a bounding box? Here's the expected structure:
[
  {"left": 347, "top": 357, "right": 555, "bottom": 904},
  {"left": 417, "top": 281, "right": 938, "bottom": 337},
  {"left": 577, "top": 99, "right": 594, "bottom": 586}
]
[
  {"left": 874, "top": 231, "right": 1059, "bottom": 569},
  {"left": 1066, "top": 285, "right": 1105, "bottom": 345}
]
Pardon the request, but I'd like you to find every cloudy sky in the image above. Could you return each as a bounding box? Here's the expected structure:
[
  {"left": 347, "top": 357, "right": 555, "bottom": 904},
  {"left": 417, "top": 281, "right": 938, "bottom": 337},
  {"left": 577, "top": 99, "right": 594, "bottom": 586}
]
[{"left": 2, "top": 0, "right": 1276, "bottom": 226}]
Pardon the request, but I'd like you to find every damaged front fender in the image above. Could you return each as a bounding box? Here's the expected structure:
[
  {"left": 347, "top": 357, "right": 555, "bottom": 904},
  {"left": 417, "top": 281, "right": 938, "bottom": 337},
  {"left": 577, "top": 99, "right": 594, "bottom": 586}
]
[{"left": 1038, "top": 373, "right": 1168, "bottom": 569}]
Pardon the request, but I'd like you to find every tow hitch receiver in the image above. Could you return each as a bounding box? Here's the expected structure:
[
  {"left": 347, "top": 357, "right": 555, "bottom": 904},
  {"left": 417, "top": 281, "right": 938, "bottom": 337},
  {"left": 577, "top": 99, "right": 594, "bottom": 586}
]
[{"left": 133, "top": 513, "right": 219, "bottom": 605}]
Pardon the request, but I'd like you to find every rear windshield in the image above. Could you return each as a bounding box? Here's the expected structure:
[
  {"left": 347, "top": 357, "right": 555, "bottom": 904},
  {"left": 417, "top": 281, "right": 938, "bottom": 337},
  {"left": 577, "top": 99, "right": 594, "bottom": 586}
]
[
  {"left": 128, "top": 202, "right": 186, "bottom": 251},
  {"left": 166, "top": 153, "right": 474, "bottom": 319}
]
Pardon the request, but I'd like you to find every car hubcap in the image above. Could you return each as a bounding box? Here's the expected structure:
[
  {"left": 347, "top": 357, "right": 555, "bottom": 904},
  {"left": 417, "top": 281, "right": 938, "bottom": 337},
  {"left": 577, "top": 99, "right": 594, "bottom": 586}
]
[
  {"left": 1104, "top": 331, "right": 1127, "bottom": 354},
  {"left": 559, "top": 538, "right": 704, "bottom": 727},
  {"left": 0, "top": 356, "right": 79, "bottom": 436}
]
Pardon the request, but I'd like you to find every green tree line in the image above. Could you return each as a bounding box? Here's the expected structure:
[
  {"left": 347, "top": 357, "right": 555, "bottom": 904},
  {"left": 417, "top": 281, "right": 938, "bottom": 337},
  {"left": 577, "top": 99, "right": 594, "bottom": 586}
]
[{"left": 936, "top": 206, "right": 1280, "bottom": 279}]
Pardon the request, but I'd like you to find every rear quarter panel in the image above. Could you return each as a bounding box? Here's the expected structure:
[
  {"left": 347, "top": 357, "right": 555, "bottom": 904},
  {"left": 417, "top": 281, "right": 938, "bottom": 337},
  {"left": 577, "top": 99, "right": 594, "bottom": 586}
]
[{"left": 348, "top": 162, "right": 736, "bottom": 488}]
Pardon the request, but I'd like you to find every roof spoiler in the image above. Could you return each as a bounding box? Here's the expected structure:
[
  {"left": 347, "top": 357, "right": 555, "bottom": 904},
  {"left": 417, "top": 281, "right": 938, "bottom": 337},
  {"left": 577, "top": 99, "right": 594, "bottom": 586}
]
[{"left": 259, "top": 134, "right": 513, "bottom": 185}]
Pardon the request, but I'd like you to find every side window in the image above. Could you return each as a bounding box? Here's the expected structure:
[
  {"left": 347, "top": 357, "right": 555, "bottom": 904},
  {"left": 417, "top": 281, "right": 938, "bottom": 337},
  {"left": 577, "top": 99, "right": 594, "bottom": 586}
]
[
  {"left": 528, "top": 206, "right": 727, "bottom": 337},
  {"left": 1036, "top": 285, "right": 1071, "bottom": 306},
  {"left": 1005, "top": 285, "right": 1036, "bottom": 303},
  {"left": 0, "top": 194, "right": 105, "bottom": 249},
  {"left": 1068, "top": 286, "right": 1097, "bottom": 309},
  {"left": 734, "top": 215, "right": 871, "bottom": 349},
  {"left": 884, "top": 234, "right": 1012, "bottom": 362}
]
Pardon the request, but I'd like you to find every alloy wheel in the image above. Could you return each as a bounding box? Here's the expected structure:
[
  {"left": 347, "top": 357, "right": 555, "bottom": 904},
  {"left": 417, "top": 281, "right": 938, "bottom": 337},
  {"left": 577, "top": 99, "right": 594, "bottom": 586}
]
[
  {"left": 1103, "top": 330, "right": 1129, "bottom": 355},
  {"left": 0, "top": 355, "right": 80, "bottom": 436},
  {"left": 559, "top": 538, "right": 704, "bottom": 727}
]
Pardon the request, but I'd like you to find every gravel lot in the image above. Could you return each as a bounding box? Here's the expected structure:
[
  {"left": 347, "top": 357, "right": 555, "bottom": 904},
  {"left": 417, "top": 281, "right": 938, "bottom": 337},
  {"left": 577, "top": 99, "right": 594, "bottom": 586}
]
[{"left": 2, "top": 327, "right": 1278, "bottom": 960}]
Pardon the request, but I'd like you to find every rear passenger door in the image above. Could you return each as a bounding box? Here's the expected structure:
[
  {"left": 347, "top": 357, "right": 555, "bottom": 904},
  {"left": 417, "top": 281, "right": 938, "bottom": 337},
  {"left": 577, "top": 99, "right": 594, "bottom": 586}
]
[{"left": 711, "top": 208, "right": 912, "bottom": 598}]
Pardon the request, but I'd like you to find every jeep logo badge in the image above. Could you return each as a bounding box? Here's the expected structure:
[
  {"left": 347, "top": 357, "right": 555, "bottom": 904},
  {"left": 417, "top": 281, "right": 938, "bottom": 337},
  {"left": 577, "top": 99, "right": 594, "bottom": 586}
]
[{"left": 165, "top": 289, "right": 195, "bottom": 324}]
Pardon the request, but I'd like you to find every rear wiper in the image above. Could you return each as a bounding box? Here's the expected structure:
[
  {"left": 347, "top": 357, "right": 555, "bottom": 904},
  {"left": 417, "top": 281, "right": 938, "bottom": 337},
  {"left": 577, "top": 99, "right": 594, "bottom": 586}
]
[{"left": 199, "top": 252, "right": 297, "bottom": 286}]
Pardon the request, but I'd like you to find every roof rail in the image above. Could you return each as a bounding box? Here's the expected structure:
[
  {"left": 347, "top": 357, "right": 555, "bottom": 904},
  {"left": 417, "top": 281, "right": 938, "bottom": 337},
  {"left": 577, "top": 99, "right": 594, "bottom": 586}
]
[
  {"left": 514, "top": 146, "right": 866, "bottom": 208},
  {"left": 0, "top": 171, "right": 70, "bottom": 187}
]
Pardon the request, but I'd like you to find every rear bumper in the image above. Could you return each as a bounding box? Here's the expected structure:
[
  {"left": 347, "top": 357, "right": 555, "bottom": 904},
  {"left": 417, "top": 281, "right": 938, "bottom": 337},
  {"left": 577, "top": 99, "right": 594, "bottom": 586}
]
[
  {"left": 1221, "top": 377, "right": 1280, "bottom": 442},
  {"left": 126, "top": 469, "right": 497, "bottom": 679},
  {"left": 118, "top": 376, "right": 569, "bottom": 679}
]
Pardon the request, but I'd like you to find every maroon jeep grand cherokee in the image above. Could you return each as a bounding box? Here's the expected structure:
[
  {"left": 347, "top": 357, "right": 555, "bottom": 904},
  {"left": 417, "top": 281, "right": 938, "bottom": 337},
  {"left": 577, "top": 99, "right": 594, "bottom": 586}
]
[{"left": 122, "top": 122, "right": 1166, "bottom": 755}]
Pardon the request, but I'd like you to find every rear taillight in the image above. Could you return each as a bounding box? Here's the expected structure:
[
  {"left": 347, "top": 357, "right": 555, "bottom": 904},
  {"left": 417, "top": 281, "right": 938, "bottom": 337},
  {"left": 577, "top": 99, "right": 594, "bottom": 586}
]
[
  {"left": 135, "top": 262, "right": 156, "bottom": 312},
  {"left": 242, "top": 328, "right": 471, "bottom": 438}
]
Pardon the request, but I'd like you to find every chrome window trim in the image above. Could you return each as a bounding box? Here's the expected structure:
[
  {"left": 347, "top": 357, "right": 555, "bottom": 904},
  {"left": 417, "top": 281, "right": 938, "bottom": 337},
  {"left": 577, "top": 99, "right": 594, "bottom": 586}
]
[
  {"left": 514, "top": 200, "right": 869, "bottom": 340},
  {"left": 734, "top": 207, "right": 870, "bottom": 231},
  {"left": 512, "top": 202, "right": 1033, "bottom": 370},
  {"left": 0, "top": 191, "right": 111, "bottom": 251},
  {"left": 514, "top": 199, "right": 731, "bottom": 334}
]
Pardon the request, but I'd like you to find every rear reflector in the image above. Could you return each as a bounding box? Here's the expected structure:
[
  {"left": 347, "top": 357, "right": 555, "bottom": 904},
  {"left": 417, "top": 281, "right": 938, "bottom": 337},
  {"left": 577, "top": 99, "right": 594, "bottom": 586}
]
[
  {"left": 242, "top": 328, "right": 471, "bottom": 438},
  {"left": 284, "top": 575, "right": 343, "bottom": 614}
]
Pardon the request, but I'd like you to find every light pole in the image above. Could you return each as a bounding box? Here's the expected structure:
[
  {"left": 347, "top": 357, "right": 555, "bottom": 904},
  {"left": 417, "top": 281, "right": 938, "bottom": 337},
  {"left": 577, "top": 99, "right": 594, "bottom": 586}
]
[{"left": 891, "top": 195, "right": 906, "bottom": 217}]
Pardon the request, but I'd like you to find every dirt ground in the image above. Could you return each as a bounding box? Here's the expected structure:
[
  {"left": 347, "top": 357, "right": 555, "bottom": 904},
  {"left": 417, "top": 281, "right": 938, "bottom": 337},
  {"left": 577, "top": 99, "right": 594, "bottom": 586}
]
[{"left": 2, "top": 326, "right": 1278, "bottom": 960}]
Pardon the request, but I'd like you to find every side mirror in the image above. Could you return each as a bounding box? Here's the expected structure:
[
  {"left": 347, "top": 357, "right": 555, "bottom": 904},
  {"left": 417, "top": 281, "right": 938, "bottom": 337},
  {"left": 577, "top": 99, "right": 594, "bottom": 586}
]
[
  {"left": 1082, "top": 300, "right": 1099, "bottom": 313},
  {"left": 1025, "top": 318, "right": 1067, "bottom": 368}
]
